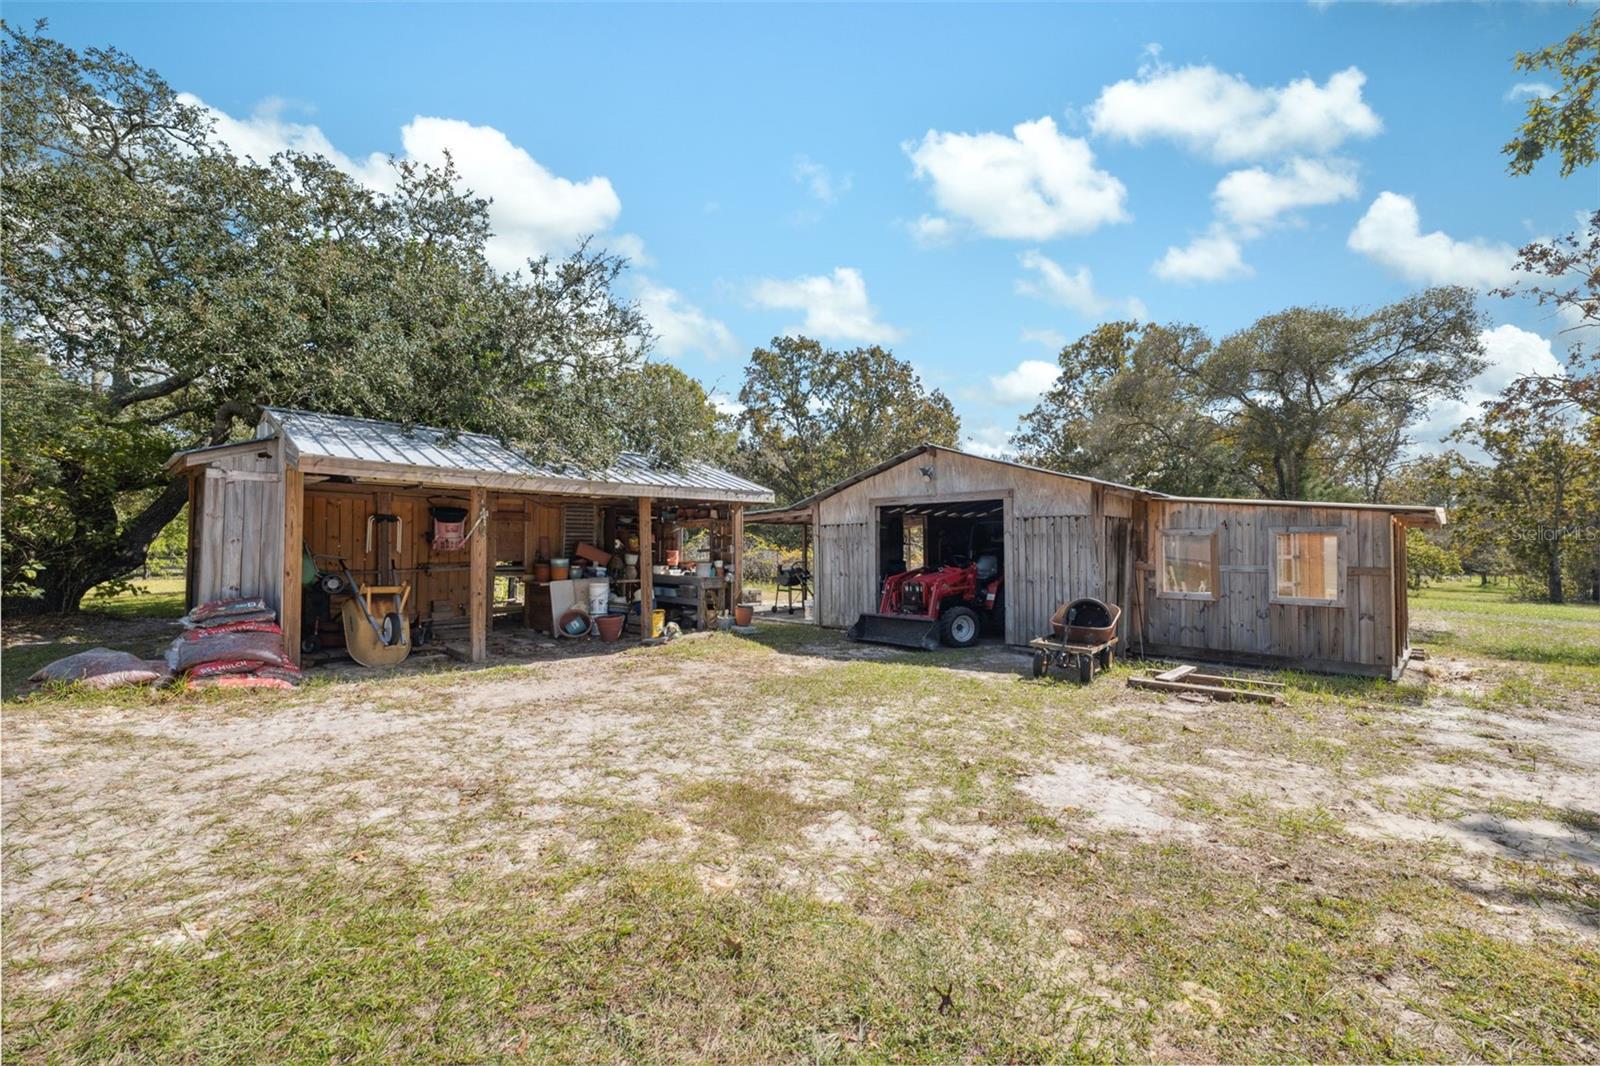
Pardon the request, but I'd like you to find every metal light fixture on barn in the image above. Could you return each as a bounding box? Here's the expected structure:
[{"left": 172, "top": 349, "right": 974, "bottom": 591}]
[{"left": 919, "top": 465, "right": 935, "bottom": 482}]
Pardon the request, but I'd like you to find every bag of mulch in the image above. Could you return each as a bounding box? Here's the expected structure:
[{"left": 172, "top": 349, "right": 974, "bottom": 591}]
[
  {"left": 182, "top": 620, "right": 282, "bottom": 640},
  {"left": 28, "top": 649, "right": 169, "bottom": 690},
  {"left": 167, "top": 629, "right": 290, "bottom": 672},
  {"left": 253, "top": 665, "right": 303, "bottom": 685},
  {"left": 184, "top": 598, "right": 272, "bottom": 625},
  {"left": 189, "top": 674, "right": 296, "bottom": 691}
]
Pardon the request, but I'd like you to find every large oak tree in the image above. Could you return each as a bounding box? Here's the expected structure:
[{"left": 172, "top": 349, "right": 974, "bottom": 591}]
[{"left": 1, "top": 25, "right": 657, "bottom": 612}]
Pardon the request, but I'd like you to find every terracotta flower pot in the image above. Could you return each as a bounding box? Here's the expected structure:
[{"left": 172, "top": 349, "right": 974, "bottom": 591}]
[
  {"left": 532, "top": 562, "right": 551, "bottom": 582},
  {"left": 734, "top": 604, "right": 754, "bottom": 626},
  {"left": 595, "top": 613, "right": 625, "bottom": 642}
]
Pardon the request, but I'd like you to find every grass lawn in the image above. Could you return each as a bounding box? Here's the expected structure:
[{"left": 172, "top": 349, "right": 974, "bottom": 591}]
[
  {"left": 1, "top": 577, "right": 187, "bottom": 699},
  {"left": 2, "top": 580, "right": 1597, "bottom": 1061}
]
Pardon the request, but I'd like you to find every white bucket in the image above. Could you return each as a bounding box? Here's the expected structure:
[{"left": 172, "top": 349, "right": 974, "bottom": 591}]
[{"left": 588, "top": 580, "right": 610, "bottom": 615}]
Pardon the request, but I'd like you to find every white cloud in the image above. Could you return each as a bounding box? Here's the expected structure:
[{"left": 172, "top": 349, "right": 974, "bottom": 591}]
[
  {"left": 1015, "top": 251, "right": 1145, "bottom": 319},
  {"left": 635, "top": 278, "right": 737, "bottom": 360},
  {"left": 1213, "top": 157, "right": 1359, "bottom": 232},
  {"left": 908, "top": 214, "right": 955, "bottom": 247},
  {"left": 1088, "top": 63, "right": 1381, "bottom": 162},
  {"left": 750, "top": 267, "right": 903, "bottom": 343},
  {"left": 962, "top": 424, "right": 1014, "bottom": 459},
  {"left": 1506, "top": 82, "right": 1555, "bottom": 101},
  {"left": 1475, "top": 323, "right": 1564, "bottom": 392},
  {"left": 184, "top": 94, "right": 625, "bottom": 272},
  {"left": 989, "top": 359, "right": 1060, "bottom": 404},
  {"left": 1347, "top": 192, "right": 1516, "bottom": 288},
  {"left": 712, "top": 396, "right": 745, "bottom": 419},
  {"left": 1020, "top": 328, "right": 1068, "bottom": 349},
  {"left": 793, "top": 155, "right": 850, "bottom": 205},
  {"left": 1153, "top": 230, "right": 1252, "bottom": 283},
  {"left": 905, "top": 116, "right": 1129, "bottom": 240},
  {"left": 1415, "top": 325, "right": 1563, "bottom": 445}
]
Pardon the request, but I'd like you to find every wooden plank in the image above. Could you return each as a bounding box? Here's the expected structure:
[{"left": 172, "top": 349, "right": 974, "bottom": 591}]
[
  {"left": 281, "top": 467, "right": 304, "bottom": 668},
  {"left": 731, "top": 503, "right": 745, "bottom": 610},
  {"left": 1155, "top": 665, "right": 1196, "bottom": 682},
  {"left": 638, "top": 496, "right": 653, "bottom": 639},
  {"left": 1128, "top": 676, "right": 1282, "bottom": 703},
  {"left": 468, "top": 486, "right": 489, "bottom": 662}
]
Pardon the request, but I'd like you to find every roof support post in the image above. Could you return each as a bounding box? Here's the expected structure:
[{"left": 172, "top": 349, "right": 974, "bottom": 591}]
[
  {"left": 636, "top": 492, "right": 649, "bottom": 633},
  {"left": 731, "top": 503, "right": 745, "bottom": 612},
  {"left": 281, "top": 465, "right": 304, "bottom": 668},
  {"left": 638, "top": 496, "right": 654, "bottom": 640},
  {"left": 469, "top": 486, "right": 489, "bottom": 662}
]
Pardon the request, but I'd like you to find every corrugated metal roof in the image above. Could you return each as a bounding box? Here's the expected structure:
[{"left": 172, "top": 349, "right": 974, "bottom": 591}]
[{"left": 259, "top": 408, "right": 773, "bottom": 501}]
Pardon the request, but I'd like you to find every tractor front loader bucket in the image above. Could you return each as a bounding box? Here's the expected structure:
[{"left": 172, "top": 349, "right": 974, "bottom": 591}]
[{"left": 846, "top": 612, "right": 942, "bottom": 651}]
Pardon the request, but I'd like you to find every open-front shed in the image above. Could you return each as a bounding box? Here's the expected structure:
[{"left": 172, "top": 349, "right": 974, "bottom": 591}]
[
  {"left": 167, "top": 408, "right": 773, "bottom": 666},
  {"left": 751, "top": 444, "right": 1443, "bottom": 679}
]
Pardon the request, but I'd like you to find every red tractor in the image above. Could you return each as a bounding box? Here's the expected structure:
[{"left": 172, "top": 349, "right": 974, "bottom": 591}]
[{"left": 847, "top": 554, "right": 1003, "bottom": 650}]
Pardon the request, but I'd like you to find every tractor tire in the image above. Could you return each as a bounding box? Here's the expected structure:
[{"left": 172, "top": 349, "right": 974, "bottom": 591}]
[{"left": 940, "top": 606, "right": 981, "bottom": 648}]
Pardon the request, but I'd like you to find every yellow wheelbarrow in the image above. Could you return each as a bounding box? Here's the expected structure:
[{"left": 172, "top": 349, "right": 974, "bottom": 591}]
[{"left": 340, "top": 582, "right": 412, "bottom": 668}]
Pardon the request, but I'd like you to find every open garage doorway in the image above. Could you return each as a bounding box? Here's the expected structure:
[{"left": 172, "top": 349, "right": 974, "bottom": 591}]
[{"left": 871, "top": 498, "right": 1008, "bottom": 645}]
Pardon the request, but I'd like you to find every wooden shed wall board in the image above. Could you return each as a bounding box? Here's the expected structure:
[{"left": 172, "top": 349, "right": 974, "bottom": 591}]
[
  {"left": 817, "top": 451, "right": 1095, "bottom": 524},
  {"left": 1140, "top": 500, "right": 1399, "bottom": 672},
  {"left": 192, "top": 440, "right": 285, "bottom": 611}
]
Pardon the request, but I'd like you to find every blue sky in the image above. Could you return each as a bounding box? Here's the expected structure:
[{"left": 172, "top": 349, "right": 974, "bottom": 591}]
[{"left": 20, "top": 2, "right": 1594, "bottom": 455}]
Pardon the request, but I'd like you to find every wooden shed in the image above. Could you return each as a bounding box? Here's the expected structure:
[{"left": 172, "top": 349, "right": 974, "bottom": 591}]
[
  {"left": 167, "top": 408, "right": 774, "bottom": 667},
  {"left": 750, "top": 444, "right": 1443, "bottom": 679}
]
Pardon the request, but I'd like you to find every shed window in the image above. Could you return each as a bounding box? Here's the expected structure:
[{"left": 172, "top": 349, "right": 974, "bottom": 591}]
[
  {"left": 1159, "top": 531, "right": 1217, "bottom": 599},
  {"left": 1273, "top": 531, "right": 1343, "bottom": 605}
]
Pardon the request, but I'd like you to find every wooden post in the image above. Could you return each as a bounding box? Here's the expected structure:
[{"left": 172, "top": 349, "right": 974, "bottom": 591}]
[
  {"left": 638, "top": 496, "right": 653, "bottom": 639},
  {"left": 281, "top": 466, "right": 304, "bottom": 668},
  {"left": 469, "top": 485, "right": 489, "bottom": 662},
  {"left": 731, "top": 503, "right": 745, "bottom": 610},
  {"left": 185, "top": 471, "right": 201, "bottom": 611},
  {"left": 522, "top": 497, "right": 536, "bottom": 628}
]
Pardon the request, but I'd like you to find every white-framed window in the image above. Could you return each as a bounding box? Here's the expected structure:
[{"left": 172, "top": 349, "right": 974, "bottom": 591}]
[
  {"left": 1272, "top": 528, "right": 1345, "bottom": 606},
  {"left": 1159, "top": 529, "right": 1218, "bottom": 600}
]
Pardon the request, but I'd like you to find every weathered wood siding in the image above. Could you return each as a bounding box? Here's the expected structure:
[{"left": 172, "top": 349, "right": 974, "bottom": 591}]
[
  {"left": 813, "top": 451, "right": 1133, "bottom": 644},
  {"left": 1139, "top": 500, "right": 1399, "bottom": 675},
  {"left": 302, "top": 486, "right": 564, "bottom": 623},
  {"left": 192, "top": 440, "right": 286, "bottom": 611}
]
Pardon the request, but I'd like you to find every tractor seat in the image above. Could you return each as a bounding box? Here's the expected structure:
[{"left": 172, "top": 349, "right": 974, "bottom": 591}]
[{"left": 976, "top": 554, "right": 1000, "bottom": 580}]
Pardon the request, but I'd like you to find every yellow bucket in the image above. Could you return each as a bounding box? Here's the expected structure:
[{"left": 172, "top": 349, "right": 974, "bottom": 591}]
[{"left": 648, "top": 609, "right": 665, "bottom": 638}]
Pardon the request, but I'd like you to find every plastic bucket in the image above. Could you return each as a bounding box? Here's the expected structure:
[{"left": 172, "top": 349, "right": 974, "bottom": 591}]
[{"left": 588, "top": 580, "right": 610, "bottom": 615}]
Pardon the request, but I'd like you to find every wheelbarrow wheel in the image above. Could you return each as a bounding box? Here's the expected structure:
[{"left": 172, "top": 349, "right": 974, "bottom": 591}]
[
  {"left": 1031, "top": 650, "right": 1048, "bottom": 678},
  {"left": 1078, "top": 654, "right": 1094, "bottom": 684},
  {"left": 380, "top": 611, "right": 406, "bottom": 648}
]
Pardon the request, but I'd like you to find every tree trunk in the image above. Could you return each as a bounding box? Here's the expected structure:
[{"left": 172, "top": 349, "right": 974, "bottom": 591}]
[{"left": 1547, "top": 540, "right": 1565, "bottom": 605}]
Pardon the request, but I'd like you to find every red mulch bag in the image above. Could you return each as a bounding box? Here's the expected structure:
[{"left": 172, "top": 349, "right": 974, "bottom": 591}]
[
  {"left": 184, "top": 597, "right": 272, "bottom": 624},
  {"left": 253, "top": 665, "right": 303, "bottom": 685},
  {"left": 29, "top": 649, "right": 169, "bottom": 690},
  {"left": 182, "top": 621, "right": 282, "bottom": 640},
  {"left": 168, "top": 630, "right": 289, "bottom": 672},
  {"left": 189, "top": 674, "right": 296, "bottom": 691}
]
